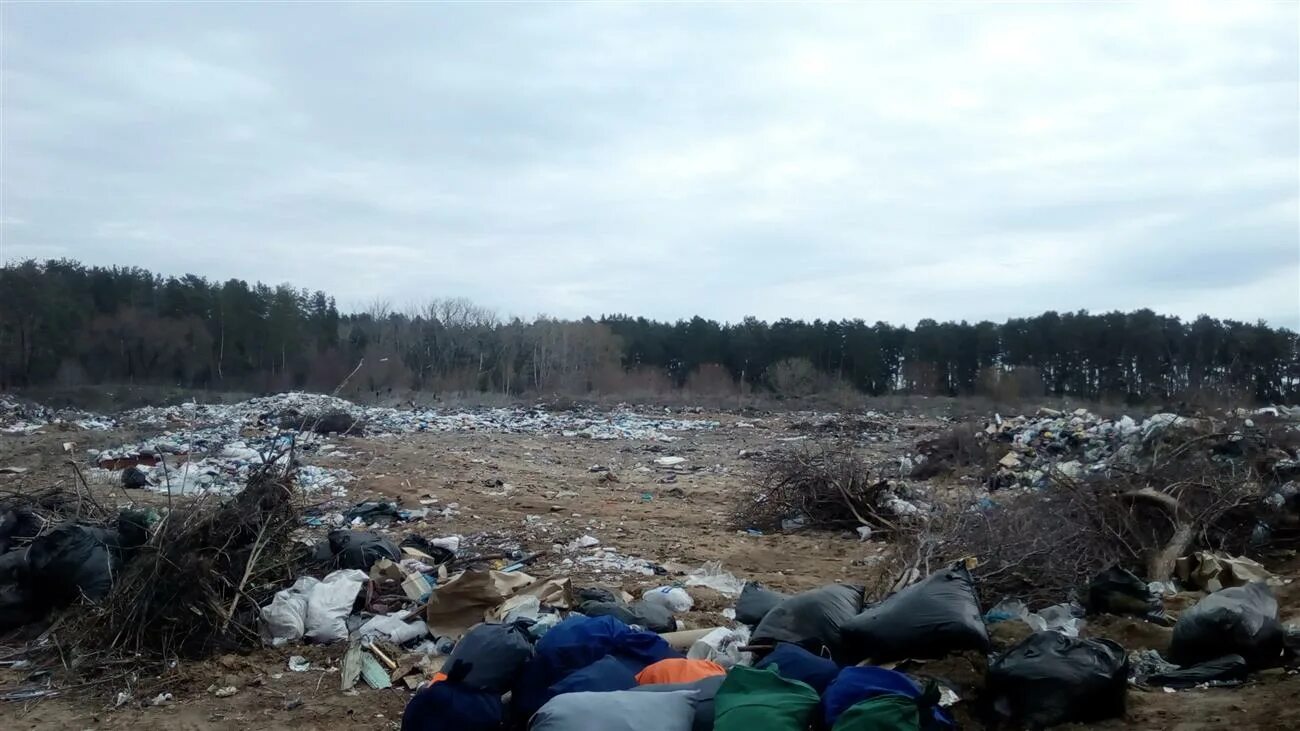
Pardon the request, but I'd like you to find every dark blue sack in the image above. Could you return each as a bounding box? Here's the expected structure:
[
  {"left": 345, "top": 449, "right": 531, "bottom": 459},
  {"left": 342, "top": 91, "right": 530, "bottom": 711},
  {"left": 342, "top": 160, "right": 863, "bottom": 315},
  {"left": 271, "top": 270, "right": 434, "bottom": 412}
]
[
  {"left": 402, "top": 660, "right": 504, "bottom": 731},
  {"left": 548, "top": 655, "right": 639, "bottom": 696},
  {"left": 754, "top": 642, "right": 840, "bottom": 694},
  {"left": 511, "top": 615, "right": 680, "bottom": 725},
  {"left": 822, "top": 666, "right": 954, "bottom": 729}
]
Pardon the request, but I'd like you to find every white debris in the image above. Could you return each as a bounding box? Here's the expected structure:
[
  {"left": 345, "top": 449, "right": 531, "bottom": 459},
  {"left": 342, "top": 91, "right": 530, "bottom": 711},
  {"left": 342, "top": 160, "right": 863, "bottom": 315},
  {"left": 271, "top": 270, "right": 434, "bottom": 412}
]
[
  {"left": 567, "top": 534, "right": 601, "bottom": 551},
  {"left": 642, "top": 586, "right": 694, "bottom": 613},
  {"left": 654, "top": 456, "right": 687, "bottom": 467},
  {"left": 684, "top": 562, "right": 745, "bottom": 597}
]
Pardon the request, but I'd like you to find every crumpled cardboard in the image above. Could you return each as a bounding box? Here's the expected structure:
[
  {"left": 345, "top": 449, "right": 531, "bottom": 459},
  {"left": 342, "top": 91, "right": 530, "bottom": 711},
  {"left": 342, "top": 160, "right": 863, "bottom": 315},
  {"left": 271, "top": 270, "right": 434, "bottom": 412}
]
[
  {"left": 424, "top": 569, "right": 536, "bottom": 637},
  {"left": 1176, "top": 552, "right": 1275, "bottom": 593}
]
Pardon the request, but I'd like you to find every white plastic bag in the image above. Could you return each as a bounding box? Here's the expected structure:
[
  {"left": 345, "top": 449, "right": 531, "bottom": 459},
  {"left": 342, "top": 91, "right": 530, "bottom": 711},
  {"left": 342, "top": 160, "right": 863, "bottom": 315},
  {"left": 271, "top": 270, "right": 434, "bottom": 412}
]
[
  {"left": 260, "top": 576, "right": 319, "bottom": 643},
  {"left": 304, "top": 569, "right": 368, "bottom": 643},
  {"left": 357, "top": 611, "right": 430, "bottom": 645},
  {"left": 687, "top": 625, "right": 752, "bottom": 668},
  {"left": 683, "top": 562, "right": 744, "bottom": 597},
  {"left": 642, "top": 586, "right": 694, "bottom": 613}
]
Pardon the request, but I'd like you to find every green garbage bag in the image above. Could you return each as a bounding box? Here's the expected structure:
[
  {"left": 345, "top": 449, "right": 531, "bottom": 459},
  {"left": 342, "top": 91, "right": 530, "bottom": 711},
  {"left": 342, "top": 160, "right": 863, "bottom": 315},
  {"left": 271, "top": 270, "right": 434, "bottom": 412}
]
[
  {"left": 831, "top": 695, "right": 920, "bottom": 731},
  {"left": 713, "top": 665, "right": 819, "bottom": 731}
]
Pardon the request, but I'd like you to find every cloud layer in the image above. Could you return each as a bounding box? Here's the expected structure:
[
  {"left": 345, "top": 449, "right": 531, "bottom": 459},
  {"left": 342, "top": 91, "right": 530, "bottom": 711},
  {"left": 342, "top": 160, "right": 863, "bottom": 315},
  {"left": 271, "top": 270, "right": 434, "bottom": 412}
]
[{"left": 2, "top": 2, "right": 1297, "bottom": 326}]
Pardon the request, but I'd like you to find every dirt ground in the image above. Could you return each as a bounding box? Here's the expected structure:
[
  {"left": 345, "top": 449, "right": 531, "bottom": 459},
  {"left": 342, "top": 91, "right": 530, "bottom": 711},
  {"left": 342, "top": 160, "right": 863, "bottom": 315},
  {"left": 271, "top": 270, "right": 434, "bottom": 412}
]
[{"left": 2, "top": 407, "right": 1298, "bottom": 729}]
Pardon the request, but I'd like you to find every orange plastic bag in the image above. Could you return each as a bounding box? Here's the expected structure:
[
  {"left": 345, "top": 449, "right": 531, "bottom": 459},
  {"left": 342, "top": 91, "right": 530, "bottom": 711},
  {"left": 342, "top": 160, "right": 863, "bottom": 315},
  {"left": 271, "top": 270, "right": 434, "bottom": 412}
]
[{"left": 635, "top": 657, "right": 726, "bottom": 685}]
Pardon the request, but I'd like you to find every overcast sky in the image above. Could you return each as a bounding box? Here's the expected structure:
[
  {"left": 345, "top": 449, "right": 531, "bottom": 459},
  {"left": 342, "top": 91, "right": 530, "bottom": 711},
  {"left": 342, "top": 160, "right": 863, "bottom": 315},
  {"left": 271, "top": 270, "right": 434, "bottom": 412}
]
[{"left": 2, "top": 2, "right": 1297, "bottom": 328}]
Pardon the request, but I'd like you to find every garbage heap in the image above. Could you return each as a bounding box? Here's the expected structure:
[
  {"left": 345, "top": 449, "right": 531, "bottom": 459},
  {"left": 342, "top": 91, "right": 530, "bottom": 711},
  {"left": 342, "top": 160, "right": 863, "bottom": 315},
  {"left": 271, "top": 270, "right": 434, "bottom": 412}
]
[
  {"left": 0, "top": 394, "right": 117, "bottom": 434},
  {"left": 258, "top": 554, "right": 1294, "bottom": 731},
  {"left": 963, "top": 406, "right": 1300, "bottom": 491},
  {"left": 79, "top": 392, "right": 719, "bottom": 495}
]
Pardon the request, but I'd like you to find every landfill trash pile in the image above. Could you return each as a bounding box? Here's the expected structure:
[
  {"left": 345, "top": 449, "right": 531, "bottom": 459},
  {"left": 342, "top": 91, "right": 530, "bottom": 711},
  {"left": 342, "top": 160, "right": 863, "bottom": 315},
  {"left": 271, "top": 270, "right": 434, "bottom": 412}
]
[
  {"left": 896, "top": 404, "right": 1300, "bottom": 611},
  {"left": 0, "top": 455, "right": 1297, "bottom": 730},
  {"left": 119, "top": 392, "right": 720, "bottom": 441},
  {"left": 914, "top": 406, "right": 1300, "bottom": 492},
  {"left": 69, "top": 392, "right": 718, "bottom": 495},
  {"left": 0, "top": 395, "right": 118, "bottom": 434}
]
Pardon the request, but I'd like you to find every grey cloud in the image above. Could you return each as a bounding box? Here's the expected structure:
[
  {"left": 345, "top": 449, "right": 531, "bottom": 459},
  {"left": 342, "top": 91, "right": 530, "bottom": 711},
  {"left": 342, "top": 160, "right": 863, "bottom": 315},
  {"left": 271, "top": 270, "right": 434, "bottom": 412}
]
[{"left": 1, "top": 2, "right": 1296, "bottom": 328}]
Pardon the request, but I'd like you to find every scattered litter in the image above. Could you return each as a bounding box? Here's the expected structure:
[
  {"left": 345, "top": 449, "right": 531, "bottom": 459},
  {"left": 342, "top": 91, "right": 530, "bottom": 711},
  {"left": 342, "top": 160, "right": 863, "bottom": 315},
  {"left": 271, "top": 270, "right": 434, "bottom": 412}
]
[
  {"left": 566, "top": 534, "right": 600, "bottom": 551},
  {"left": 642, "top": 586, "right": 694, "bottom": 613},
  {"left": 684, "top": 562, "right": 745, "bottom": 597}
]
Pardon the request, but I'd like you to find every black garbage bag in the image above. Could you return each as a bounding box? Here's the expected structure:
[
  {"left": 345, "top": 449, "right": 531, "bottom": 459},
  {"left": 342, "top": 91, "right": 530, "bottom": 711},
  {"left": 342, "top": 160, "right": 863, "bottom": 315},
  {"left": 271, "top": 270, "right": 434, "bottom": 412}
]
[
  {"left": 578, "top": 599, "right": 676, "bottom": 634},
  {"left": 25, "top": 524, "right": 119, "bottom": 605},
  {"left": 576, "top": 586, "right": 622, "bottom": 604},
  {"left": 987, "top": 631, "right": 1128, "bottom": 728},
  {"left": 447, "top": 620, "right": 536, "bottom": 692},
  {"left": 751, "top": 583, "right": 863, "bottom": 661},
  {"left": 841, "top": 563, "right": 989, "bottom": 663},
  {"left": 0, "top": 583, "right": 43, "bottom": 632},
  {"left": 1169, "top": 582, "right": 1284, "bottom": 669},
  {"left": 345, "top": 501, "right": 403, "bottom": 524},
  {"left": 1149, "top": 654, "right": 1249, "bottom": 689},
  {"left": 312, "top": 411, "right": 359, "bottom": 435},
  {"left": 121, "top": 466, "right": 149, "bottom": 489},
  {"left": 325, "top": 530, "right": 401, "bottom": 571},
  {"left": 1086, "top": 565, "right": 1168, "bottom": 624},
  {"left": 736, "top": 582, "right": 786, "bottom": 626},
  {"left": 0, "top": 507, "right": 42, "bottom": 553}
]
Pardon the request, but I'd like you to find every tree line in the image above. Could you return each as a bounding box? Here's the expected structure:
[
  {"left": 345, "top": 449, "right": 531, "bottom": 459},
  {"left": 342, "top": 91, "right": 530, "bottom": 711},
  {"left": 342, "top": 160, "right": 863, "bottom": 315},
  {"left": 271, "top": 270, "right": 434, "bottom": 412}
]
[{"left": 1, "top": 259, "right": 1296, "bottom": 404}]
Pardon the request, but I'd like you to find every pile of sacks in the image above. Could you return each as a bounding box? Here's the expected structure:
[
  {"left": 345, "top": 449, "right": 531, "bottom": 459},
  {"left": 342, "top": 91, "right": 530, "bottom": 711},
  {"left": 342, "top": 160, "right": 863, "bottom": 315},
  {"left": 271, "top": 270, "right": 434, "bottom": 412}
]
[
  {"left": 396, "top": 563, "right": 1068, "bottom": 730},
  {"left": 403, "top": 612, "right": 964, "bottom": 731},
  {"left": 406, "top": 559, "right": 1297, "bottom": 730}
]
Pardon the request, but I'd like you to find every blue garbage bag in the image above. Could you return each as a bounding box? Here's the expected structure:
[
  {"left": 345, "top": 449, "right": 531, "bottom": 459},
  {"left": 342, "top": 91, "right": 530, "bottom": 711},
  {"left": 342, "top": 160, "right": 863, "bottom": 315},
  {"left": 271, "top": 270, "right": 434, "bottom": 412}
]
[
  {"left": 402, "top": 660, "right": 504, "bottom": 731},
  {"left": 548, "top": 655, "right": 640, "bottom": 696},
  {"left": 511, "top": 615, "right": 680, "bottom": 725},
  {"left": 754, "top": 642, "right": 840, "bottom": 694},
  {"left": 822, "top": 666, "right": 954, "bottom": 729}
]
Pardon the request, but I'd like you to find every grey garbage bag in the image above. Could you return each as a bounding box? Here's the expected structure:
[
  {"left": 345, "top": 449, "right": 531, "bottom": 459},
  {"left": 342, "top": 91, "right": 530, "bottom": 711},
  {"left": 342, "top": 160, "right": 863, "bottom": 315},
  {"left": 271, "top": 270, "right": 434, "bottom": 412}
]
[
  {"left": 578, "top": 600, "right": 676, "bottom": 634},
  {"left": 1169, "top": 582, "right": 1283, "bottom": 669},
  {"left": 632, "top": 675, "right": 724, "bottom": 731},
  {"left": 530, "top": 689, "right": 697, "bottom": 731},
  {"left": 750, "top": 583, "right": 863, "bottom": 662},
  {"left": 735, "top": 582, "right": 786, "bottom": 626},
  {"left": 987, "top": 631, "right": 1128, "bottom": 728},
  {"left": 841, "top": 563, "right": 989, "bottom": 663}
]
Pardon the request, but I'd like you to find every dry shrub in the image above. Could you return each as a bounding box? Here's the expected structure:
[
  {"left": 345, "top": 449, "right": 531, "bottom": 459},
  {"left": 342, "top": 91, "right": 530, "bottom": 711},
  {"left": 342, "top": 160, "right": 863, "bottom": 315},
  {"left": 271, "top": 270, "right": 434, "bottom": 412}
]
[
  {"left": 734, "top": 443, "right": 897, "bottom": 533},
  {"left": 911, "top": 423, "right": 999, "bottom": 480},
  {"left": 59, "top": 462, "right": 304, "bottom": 665},
  {"left": 894, "top": 427, "right": 1274, "bottom": 608}
]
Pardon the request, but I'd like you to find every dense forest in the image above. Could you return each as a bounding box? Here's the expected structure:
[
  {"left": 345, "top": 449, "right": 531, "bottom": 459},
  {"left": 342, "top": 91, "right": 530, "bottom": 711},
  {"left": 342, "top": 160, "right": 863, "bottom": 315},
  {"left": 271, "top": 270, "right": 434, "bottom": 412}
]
[{"left": 1, "top": 260, "right": 1296, "bottom": 404}]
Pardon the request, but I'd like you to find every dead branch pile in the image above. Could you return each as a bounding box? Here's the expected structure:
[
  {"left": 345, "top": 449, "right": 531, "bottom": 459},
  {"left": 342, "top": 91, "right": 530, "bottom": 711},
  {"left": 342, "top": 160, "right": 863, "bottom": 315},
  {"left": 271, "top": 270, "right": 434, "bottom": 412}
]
[
  {"left": 734, "top": 443, "right": 902, "bottom": 533},
  {"left": 909, "top": 423, "right": 999, "bottom": 480},
  {"left": 57, "top": 462, "right": 305, "bottom": 664},
  {"left": 894, "top": 428, "right": 1279, "bottom": 608}
]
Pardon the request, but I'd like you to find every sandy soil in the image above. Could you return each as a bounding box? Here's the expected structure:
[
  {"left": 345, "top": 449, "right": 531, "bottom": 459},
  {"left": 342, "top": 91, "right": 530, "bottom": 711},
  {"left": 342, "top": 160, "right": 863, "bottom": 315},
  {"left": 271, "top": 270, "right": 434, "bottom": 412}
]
[{"left": 1, "top": 408, "right": 1298, "bottom": 729}]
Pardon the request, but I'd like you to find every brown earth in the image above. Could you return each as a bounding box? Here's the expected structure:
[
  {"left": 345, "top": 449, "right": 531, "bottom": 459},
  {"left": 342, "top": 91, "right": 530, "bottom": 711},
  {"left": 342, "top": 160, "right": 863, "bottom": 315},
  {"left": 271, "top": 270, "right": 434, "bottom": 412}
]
[{"left": 1, "top": 409, "right": 1298, "bottom": 729}]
